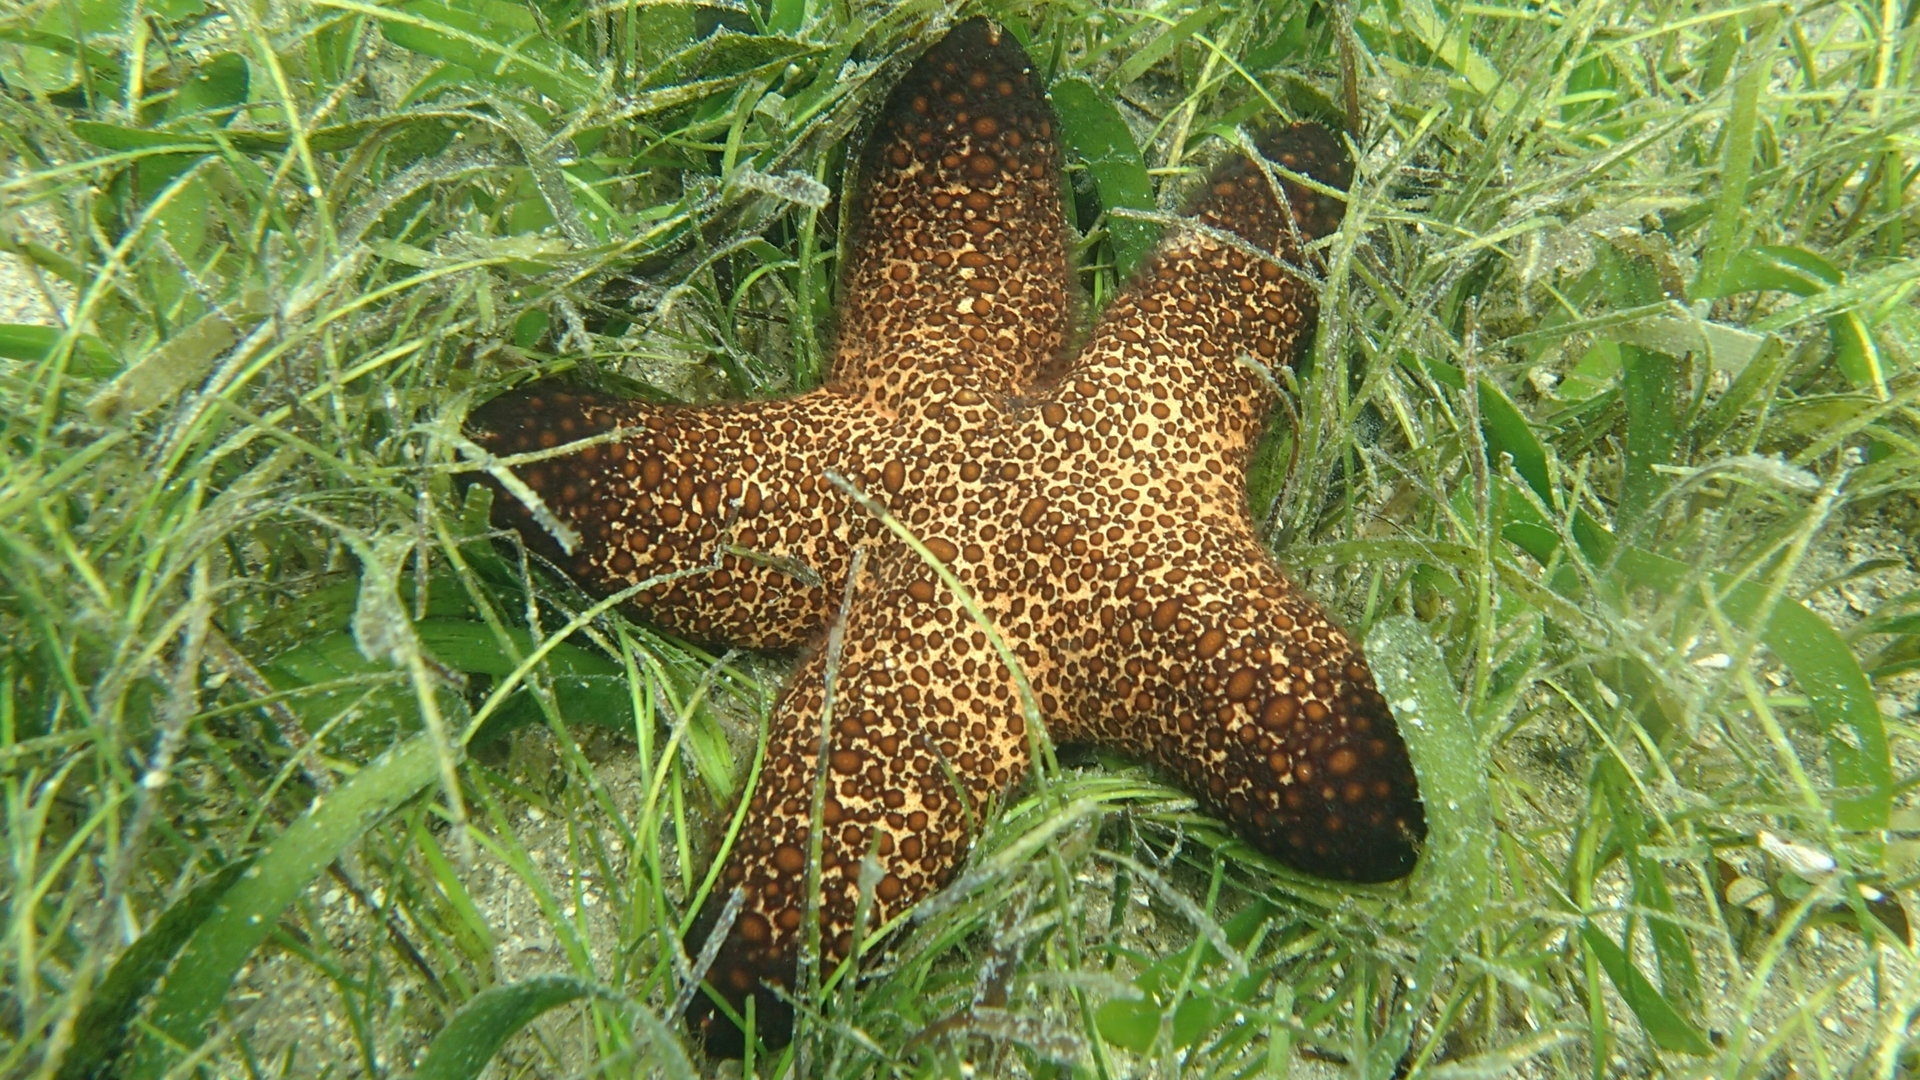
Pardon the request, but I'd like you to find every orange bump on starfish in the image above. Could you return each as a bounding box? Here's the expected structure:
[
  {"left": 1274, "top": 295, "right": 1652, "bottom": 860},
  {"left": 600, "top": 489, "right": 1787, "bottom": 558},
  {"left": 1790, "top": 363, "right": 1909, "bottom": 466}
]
[{"left": 466, "top": 17, "right": 1425, "bottom": 1057}]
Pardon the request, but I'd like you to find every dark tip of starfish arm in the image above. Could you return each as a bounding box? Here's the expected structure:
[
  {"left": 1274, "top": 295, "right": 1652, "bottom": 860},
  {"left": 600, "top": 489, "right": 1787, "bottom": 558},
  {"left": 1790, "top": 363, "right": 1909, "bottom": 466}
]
[
  {"left": 462, "top": 388, "right": 617, "bottom": 559},
  {"left": 1188, "top": 122, "right": 1355, "bottom": 253},
  {"left": 1158, "top": 610, "right": 1428, "bottom": 884},
  {"left": 1249, "top": 689, "right": 1428, "bottom": 883},
  {"left": 1254, "top": 124, "right": 1356, "bottom": 203},
  {"left": 1257, "top": 122, "right": 1355, "bottom": 243},
  {"left": 859, "top": 16, "right": 1057, "bottom": 215},
  {"left": 836, "top": 14, "right": 1070, "bottom": 395},
  {"left": 682, "top": 905, "right": 798, "bottom": 1058},
  {"left": 874, "top": 18, "right": 1045, "bottom": 143}
]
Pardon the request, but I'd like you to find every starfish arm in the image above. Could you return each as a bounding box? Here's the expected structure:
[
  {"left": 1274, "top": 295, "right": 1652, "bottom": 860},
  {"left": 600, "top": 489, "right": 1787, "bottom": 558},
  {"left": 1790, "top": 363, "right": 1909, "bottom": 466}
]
[
  {"left": 831, "top": 17, "right": 1072, "bottom": 414},
  {"left": 1055, "top": 124, "right": 1355, "bottom": 484},
  {"left": 1063, "top": 523, "right": 1426, "bottom": 882},
  {"left": 685, "top": 559, "right": 1029, "bottom": 1054},
  {"left": 467, "top": 387, "right": 912, "bottom": 647}
]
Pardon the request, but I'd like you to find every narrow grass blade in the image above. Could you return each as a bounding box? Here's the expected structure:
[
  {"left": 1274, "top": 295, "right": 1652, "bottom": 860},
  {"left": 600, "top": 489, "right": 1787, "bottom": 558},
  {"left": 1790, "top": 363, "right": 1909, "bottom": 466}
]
[
  {"left": 1612, "top": 548, "right": 1892, "bottom": 830},
  {"left": 1466, "top": 379, "right": 1893, "bottom": 830},
  {"left": 1391, "top": 0, "right": 1521, "bottom": 117},
  {"left": 1691, "top": 44, "right": 1764, "bottom": 299},
  {"left": 1579, "top": 922, "right": 1711, "bottom": 1055}
]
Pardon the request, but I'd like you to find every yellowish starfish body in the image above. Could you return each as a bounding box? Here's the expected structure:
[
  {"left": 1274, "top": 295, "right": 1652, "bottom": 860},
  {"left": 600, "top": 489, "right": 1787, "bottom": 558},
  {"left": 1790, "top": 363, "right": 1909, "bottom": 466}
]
[{"left": 468, "top": 17, "right": 1425, "bottom": 1056}]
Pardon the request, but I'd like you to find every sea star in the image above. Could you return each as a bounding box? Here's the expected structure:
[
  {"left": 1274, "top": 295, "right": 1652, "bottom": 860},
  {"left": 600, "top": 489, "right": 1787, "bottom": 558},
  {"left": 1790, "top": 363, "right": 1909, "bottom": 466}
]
[{"left": 466, "top": 17, "right": 1425, "bottom": 1056}]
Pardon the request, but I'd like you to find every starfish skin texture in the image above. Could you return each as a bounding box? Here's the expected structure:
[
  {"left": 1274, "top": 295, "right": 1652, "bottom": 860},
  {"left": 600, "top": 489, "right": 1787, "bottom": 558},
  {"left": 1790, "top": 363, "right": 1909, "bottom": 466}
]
[{"left": 465, "top": 17, "right": 1426, "bottom": 1057}]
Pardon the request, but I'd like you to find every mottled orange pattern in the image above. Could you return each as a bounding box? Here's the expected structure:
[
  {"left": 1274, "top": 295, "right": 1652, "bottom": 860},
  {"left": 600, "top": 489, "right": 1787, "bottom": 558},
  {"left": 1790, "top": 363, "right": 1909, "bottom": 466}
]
[{"left": 466, "top": 17, "right": 1425, "bottom": 1057}]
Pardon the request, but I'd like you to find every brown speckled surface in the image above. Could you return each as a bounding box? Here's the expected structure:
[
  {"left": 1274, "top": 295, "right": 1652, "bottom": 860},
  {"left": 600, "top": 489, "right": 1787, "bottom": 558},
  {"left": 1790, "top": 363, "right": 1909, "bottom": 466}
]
[{"left": 466, "top": 16, "right": 1425, "bottom": 1057}]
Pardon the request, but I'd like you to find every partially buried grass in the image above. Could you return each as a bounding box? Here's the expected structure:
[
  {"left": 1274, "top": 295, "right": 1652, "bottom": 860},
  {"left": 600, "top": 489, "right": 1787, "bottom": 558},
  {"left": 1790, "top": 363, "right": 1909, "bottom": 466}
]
[{"left": 2, "top": 0, "right": 1918, "bottom": 1076}]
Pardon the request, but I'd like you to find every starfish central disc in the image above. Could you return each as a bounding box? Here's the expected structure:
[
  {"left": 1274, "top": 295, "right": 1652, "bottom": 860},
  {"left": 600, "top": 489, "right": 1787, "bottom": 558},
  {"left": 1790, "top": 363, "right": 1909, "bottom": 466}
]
[{"left": 467, "top": 17, "right": 1426, "bottom": 1057}]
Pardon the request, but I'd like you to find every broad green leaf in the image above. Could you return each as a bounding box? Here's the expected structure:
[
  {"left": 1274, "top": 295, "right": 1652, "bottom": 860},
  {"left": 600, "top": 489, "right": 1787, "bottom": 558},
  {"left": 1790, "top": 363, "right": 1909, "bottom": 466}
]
[
  {"left": 70, "top": 121, "right": 212, "bottom": 151},
  {"left": 262, "top": 620, "right": 630, "bottom": 750},
  {"left": 512, "top": 308, "right": 550, "bottom": 348},
  {"left": 1096, "top": 998, "right": 1159, "bottom": 1052},
  {"left": 766, "top": 0, "right": 805, "bottom": 34},
  {"left": 1605, "top": 311, "right": 1770, "bottom": 376},
  {"left": 1600, "top": 241, "right": 1678, "bottom": 524},
  {"left": 1361, "top": 616, "right": 1492, "bottom": 1079},
  {"left": 1750, "top": 256, "right": 1919, "bottom": 333},
  {"left": 1827, "top": 310, "right": 1885, "bottom": 400},
  {"left": 230, "top": 120, "right": 386, "bottom": 153},
  {"left": 0, "top": 324, "right": 119, "bottom": 377},
  {"left": 128, "top": 735, "right": 443, "bottom": 1078},
  {"left": 0, "top": 38, "right": 80, "bottom": 93},
  {"left": 1368, "top": 617, "right": 1491, "bottom": 908},
  {"left": 1412, "top": 357, "right": 1548, "bottom": 495},
  {"left": 1561, "top": 53, "right": 1620, "bottom": 122},
  {"left": 633, "top": 28, "right": 812, "bottom": 93},
  {"left": 1580, "top": 922, "right": 1712, "bottom": 1055},
  {"left": 1714, "top": 245, "right": 1843, "bottom": 296},
  {"left": 1691, "top": 48, "right": 1763, "bottom": 299},
  {"left": 407, "top": 975, "right": 605, "bottom": 1080},
  {"left": 1244, "top": 13, "right": 1310, "bottom": 74},
  {"left": 0, "top": 26, "right": 125, "bottom": 85},
  {"left": 86, "top": 289, "right": 270, "bottom": 421},
  {"left": 1693, "top": 334, "right": 1789, "bottom": 447},
  {"left": 1598, "top": 761, "right": 1702, "bottom": 1019},
  {"left": 1637, "top": 857, "right": 1702, "bottom": 1015},
  {"left": 1113, "top": 8, "right": 1220, "bottom": 86},
  {"left": 258, "top": 617, "right": 734, "bottom": 794},
  {"left": 1711, "top": 245, "right": 1889, "bottom": 399},
  {"left": 412, "top": 621, "right": 620, "bottom": 681},
  {"left": 260, "top": 632, "right": 414, "bottom": 752},
  {"left": 167, "top": 53, "right": 249, "bottom": 124},
  {"left": 1618, "top": 343, "right": 1679, "bottom": 524},
  {"left": 1051, "top": 79, "right": 1158, "bottom": 279},
  {"left": 70, "top": 118, "right": 376, "bottom": 158},
  {"left": 1171, "top": 994, "right": 1227, "bottom": 1049},
  {"left": 380, "top": 0, "right": 599, "bottom": 110},
  {"left": 1475, "top": 377, "right": 1551, "bottom": 498},
  {"left": 62, "top": 0, "right": 143, "bottom": 36},
  {"left": 54, "top": 861, "right": 253, "bottom": 1080},
  {"left": 1094, "top": 899, "right": 1274, "bottom": 1052}
]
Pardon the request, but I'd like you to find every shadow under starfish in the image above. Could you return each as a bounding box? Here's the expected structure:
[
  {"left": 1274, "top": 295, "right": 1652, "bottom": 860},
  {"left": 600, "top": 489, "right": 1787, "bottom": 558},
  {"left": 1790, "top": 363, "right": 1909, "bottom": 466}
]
[{"left": 465, "top": 16, "right": 1425, "bottom": 1059}]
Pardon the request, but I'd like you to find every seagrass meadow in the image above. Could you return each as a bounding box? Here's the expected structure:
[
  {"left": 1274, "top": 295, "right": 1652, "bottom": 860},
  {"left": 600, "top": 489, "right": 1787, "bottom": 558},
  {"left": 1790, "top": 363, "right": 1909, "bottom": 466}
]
[{"left": 2, "top": 0, "right": 1919, "bottom": 1077}]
